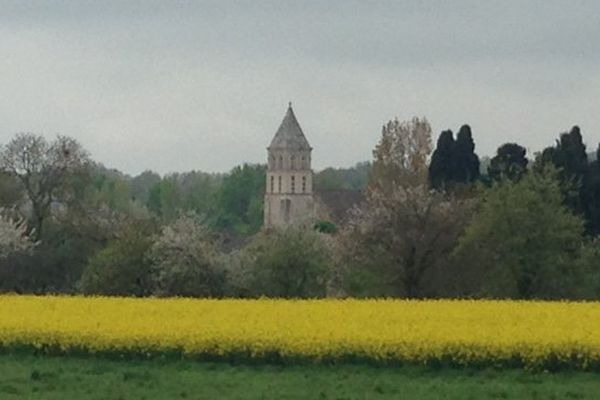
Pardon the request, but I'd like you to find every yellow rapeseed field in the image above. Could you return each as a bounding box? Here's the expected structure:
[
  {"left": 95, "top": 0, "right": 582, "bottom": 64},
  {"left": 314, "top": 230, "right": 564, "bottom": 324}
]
[{"left": 1, "top": 295, "right": 600, "bottom": 369}]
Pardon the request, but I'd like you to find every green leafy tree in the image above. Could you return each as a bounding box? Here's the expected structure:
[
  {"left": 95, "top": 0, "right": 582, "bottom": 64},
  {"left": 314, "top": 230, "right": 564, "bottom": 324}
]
[
  {"left": 313, "top": 168, "right": 346, "bottom": 190},
  {"left": 34, "top": 163, "right": 152, "bottom": 294},
  {"left": 131, "top": 170, "right": 161, "bottom": 204},
  {"left": 89, "top": 166, "right": 134, "bottom": 213},
  {"left": 576, "top": 239, "right": 600, "bottom": 298},
  {"left": 78, "top": 220, "right": 156, "bottom": 296},
  {"left": 453, "top": 170, "right": 586, "bottom": 299},
  {"left": 314, "top": 162, "right": 371, "bottom": 191},
  {"left": 215, "top": 164, "right": 266, "bottom": 235},
  {"left": 178, "top": 171, "right": 222, "bottom": 215},
  {"left": 147, "top": 176, "right": 182, "bottom": 220},
  {"left": 245, "top": 226, "right": 331, "bottom": 298},
  {"left": 0, "top": 205, "right": 119, "bottom": 295},
  {"left": 142, "top": 171, "right": 222, "bottom": 223}
]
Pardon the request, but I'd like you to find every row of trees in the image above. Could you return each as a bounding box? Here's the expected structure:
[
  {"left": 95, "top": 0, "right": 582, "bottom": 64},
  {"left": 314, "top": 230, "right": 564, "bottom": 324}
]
[
  {"left": 0, "top": 119, "right": 599, "bottom": 299},
  {"left": 0, "top": 132, "right": 366, "bottom": 294},
  {"left": 77, "top": 213, "right": 332, "bottom": 298},
  {"left": 337, "top": 120, "right": 600, "bottom": 299},
  {"left": 429, "top": 124, "right": 600, "bottom": 235}
]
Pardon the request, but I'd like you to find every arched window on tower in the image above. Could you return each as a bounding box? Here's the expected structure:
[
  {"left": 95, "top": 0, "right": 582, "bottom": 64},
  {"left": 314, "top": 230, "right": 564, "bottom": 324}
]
[
  {"left": 280, "top": 199, "right": 291, "bottom": 223},
  {"left": 278, "top": 156, "right": 283, "bottom": 169},
  {"left": 291, "top": 176, "right": 295, "bottom": 193},
  {"left": 270, "top": 176, "right": 274, "bottom": 193},
  {"left": 302, "top": 176, "right": 306, "bottom": 193},
  {"left": 278, "top": 175, "right": 282, "bottom": 193},
  {"left": 301, "top": 156, "right": 306, "bottom": 169}
]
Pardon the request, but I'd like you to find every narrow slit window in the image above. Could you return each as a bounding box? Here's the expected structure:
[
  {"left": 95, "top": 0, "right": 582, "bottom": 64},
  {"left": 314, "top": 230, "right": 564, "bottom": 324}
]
[
  {"left": 278, "top": 176, "right": 282, "bottom": 193},
  {"left": 291, "top": 176, "right": 295, "bottom": 193},
  {"left": 270, "top": 176, "right": 274, "bottom": 193},
  {"left": 302, "top": 176, "right": 306, "bottom": 193}
]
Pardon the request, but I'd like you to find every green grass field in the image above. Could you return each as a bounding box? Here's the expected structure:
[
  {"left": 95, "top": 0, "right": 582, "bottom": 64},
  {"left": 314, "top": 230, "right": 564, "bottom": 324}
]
[{"left": 1, "top": 355, "right": 600, "bottom": 399}]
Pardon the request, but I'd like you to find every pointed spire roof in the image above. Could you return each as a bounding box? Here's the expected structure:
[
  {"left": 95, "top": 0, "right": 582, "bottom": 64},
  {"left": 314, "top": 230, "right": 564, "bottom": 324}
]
[{"left": 269, "top": 103, "right": 311, "bottom": 150}]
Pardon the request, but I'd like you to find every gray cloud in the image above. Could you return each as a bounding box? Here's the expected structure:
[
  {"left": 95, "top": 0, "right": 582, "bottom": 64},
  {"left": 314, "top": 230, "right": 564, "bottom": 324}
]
[{"left": 0, "top": 1, "right": 599, "bottom": 174}]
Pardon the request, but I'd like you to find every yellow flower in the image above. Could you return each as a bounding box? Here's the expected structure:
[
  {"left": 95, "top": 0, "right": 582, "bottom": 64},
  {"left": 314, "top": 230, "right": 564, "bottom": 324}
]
[{"left": 0, "top": 296, "right": 599, "bottom": 369}]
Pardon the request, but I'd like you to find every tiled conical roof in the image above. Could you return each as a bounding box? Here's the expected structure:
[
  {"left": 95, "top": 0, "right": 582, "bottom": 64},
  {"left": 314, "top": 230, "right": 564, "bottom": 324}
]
[{"left": 269, "top": 103, "right": 311, "bottom": 150}]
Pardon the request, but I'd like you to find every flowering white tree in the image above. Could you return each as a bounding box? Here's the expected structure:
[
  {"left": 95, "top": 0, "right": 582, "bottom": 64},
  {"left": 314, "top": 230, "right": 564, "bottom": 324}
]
[
  {"left": 149, "top": 213, "right": 224, "bottom": 297},
  {"left": 0, "top": 213, "right": 35, "bottom": 258}
]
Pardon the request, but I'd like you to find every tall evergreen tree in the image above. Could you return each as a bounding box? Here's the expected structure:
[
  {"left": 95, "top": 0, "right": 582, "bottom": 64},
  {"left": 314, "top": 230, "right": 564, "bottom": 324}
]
[
  {"left": 563, "top": 127, "right": 587, "bottom": 177},
  {"left": 453, "top": 125, "right": 480, "bottom": 184},
  {"left": 429, "top": 130, "right": 455, "bottom": 189},
  {"left": 488, "top": 143, "right": 528, "bottom": 182},
  {"left": 583, "top": 143, "right": 600, "bottom": 235},
  {"left": 538, "top": 126, "right": 589, "bottom": 216},
  {"left": 540, "top": 126, "right": 588, "bottom": 179}
]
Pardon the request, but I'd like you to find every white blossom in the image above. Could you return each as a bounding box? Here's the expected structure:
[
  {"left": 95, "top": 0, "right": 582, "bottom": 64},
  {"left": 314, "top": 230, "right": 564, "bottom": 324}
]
[{"left": 0, "top": 213, "right": 35, "bottom": 258}]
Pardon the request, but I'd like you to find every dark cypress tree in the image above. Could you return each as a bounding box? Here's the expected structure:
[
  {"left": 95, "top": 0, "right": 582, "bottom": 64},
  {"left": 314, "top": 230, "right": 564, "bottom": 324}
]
[
  {"left": 582, "top": 143, "right": 600, "bottom": 235},
  {"left": 568, "top": 127, "right": 589, "bottom": 177},
  {"left": 541, "top": 126, "right": 588, "bottom": 180},
  {"left": 537, "top": 126, "right": 589, "bottom": 222},
  {"left": 453, "top": 125, "right": 480, "bottom": 184},
  {"left": 488, "top": 143, "right": 528, "bottom": 182},
  {"left": 429, "top": 130, "right": 455, "bottom": 189}
]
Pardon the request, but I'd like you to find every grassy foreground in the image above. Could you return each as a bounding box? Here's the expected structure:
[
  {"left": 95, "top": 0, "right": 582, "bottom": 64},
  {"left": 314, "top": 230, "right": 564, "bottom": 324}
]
[{"left": 1, "top": 355, "right": 600, "bottom": 399}]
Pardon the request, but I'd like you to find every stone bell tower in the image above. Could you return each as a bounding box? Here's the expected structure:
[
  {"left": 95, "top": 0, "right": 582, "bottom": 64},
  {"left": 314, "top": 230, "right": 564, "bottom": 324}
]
[{"left": 264, "top": 103, "right": 314, "bottom": 228}]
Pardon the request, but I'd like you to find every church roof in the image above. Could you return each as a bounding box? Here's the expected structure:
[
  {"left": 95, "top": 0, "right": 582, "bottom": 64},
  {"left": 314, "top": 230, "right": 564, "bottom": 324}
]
[{"left": 269, "top": 103, "right": 311, "bottom": 150}]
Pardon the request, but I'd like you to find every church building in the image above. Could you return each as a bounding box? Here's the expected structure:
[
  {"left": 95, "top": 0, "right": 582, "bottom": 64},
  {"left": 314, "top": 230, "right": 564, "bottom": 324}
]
[{"left": 264, "top": 103, "right": 315, "bottom": 228}]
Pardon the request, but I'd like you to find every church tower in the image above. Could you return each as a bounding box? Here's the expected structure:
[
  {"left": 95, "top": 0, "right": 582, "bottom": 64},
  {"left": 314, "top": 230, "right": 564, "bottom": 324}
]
[{"left": 264, "top": 103, "right": 314, "bottom": 228}]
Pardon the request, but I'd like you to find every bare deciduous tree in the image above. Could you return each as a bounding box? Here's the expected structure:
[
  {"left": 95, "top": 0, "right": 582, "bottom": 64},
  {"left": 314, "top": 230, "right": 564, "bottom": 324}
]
[{"left": 0, "top": 133, "right": 89, "bottom": 240}]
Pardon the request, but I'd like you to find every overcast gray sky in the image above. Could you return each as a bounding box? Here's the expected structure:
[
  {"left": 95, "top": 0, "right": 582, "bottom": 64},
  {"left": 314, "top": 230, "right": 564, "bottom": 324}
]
[{"left": 1, "top": 1, "right": 599, "bottom": 175}]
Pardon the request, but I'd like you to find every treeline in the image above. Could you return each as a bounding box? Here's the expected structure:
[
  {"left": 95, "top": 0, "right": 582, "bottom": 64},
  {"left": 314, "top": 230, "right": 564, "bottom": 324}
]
[
  {"left": 429, "top": 125, "right": 600, "bottom": 235},
  {"left": 0, "top": 132, "right": 368, "bottom": 294},
  {"left": 0, "top": 120, "right": 599, "bottom": 299}
]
